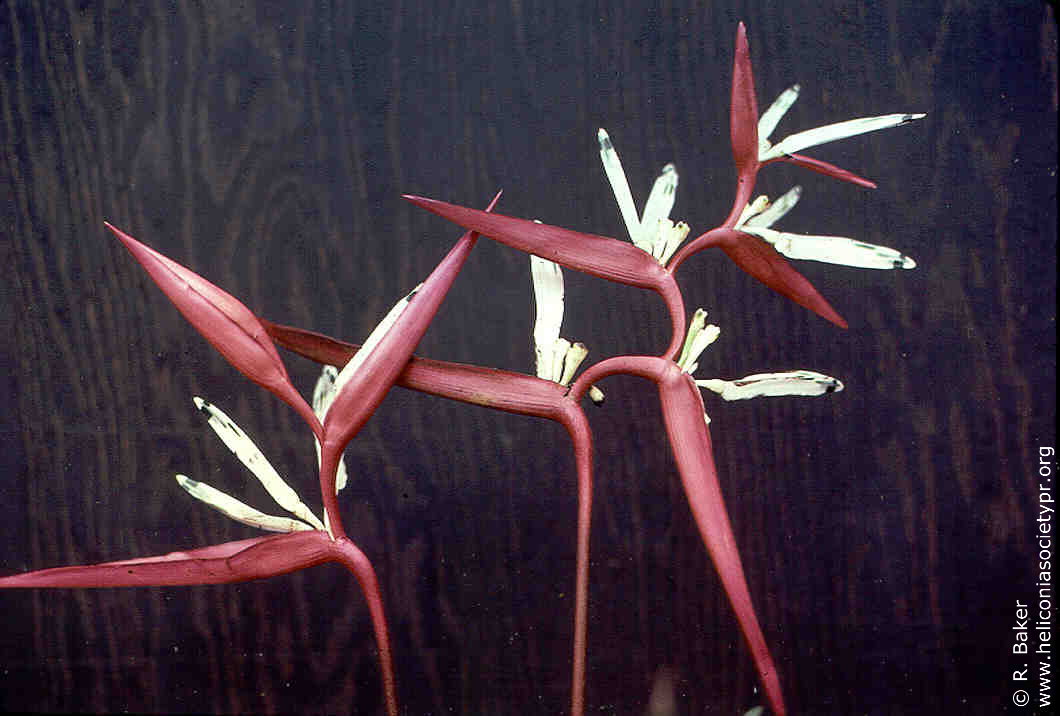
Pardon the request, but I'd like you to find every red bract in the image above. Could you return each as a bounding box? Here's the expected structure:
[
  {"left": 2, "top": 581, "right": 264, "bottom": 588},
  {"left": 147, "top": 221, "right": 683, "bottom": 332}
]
[
  {"left": 401, "top": 195, "right": 688, "bottom": 358},
  {"left": 727, "top": 21, "right": 760, "bottom": 228},
  {"left": 107, "top": 223, "right": 324, "bottom": 438},
  {"left": 656, "top": 372, "right": 785, "bottom": 716},
  {"left": 0, "top": 532, "right": 333, "bottom": 588},
  {"left": 779, "top": 153, "right": 877, "bottom": 189},
  {"left": 316, "top": 192, "right": 500, "bottom": 532},
  {"left": 320, "top": 204, "right": 495, "bottom": 452},
  {"left": 703, "top": 228, "right": 848, "bottom": 329},
  {"left": 0, "top": 533, "right": 397, "bottom": 715},
  {"left": 403, "top": 195, "right": 665, "bottom": 287},
  {"left": 0, "top": 530, "right": 397, "bottom": 714},
  {"left": 265, "top": 320, "right": 572, "bottom": 417},
  {"left": 569, "top": 355, "right": 787, "bottom": 716}
]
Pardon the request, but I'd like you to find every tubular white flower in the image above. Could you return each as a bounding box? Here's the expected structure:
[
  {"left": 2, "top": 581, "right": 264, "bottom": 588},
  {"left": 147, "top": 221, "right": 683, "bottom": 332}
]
[
  {"left": 736, "top": 195, "right": 772, "bottom": 226},
  {"left": 760, "top": 112, "right": 926, "bottom": 162},
  {"left": 312, "top": 364, "right": 340, "bottom": 418},
  {"left": 741, "top": 225, "right": 916, "bottom": 269},
  {"left": 757, "top": 83, "right": 925, "bottom": 161},
  {"left": 652, "top": 219, "right": 691, "bottom": 266},
  {"left": 741, "top": 186, "right": 802, "bottom": 229},
  {"left": 639, "top": 164, "right": 679, "bottom": 250},
  {"left": 598, "top": 128, "right": 647, "bottom": 251},
  {"left": 736, "top": 185, "right": 915, "bottom": 269},
  {"left": 550, "top": 337, "right": 572, "bottom": 386},
  {"left": 676, "top": 309, "right": 720, "bottom": 375},
  {"left": 676, "top": 313, "right": 844, "bottom": 418},
  {"left": 696, "top": 370, "right": 844, "bottom": 400},
  {"left": 175, "top": 474, "right": 316, "bottom": 533},
  {"left": 677, "top": 308, "right": 707, "bottom": 369},
  {"left": 681, "top": 324, "right": 720, "bottom": 376},
  {"left": 193, "top": 398, "right": 326, "bottom": 530},
  {"left": 528, "top": 256, "right": 603, "bottom": 398},
  {"left": 311, "top": 366, "right": 350, "bottom": 492},
  {"left": 758, "top": 84, "right": 801, "bottom": 151},
  {"left": 530, "top": 255, "right": 566, "bottom": 381},
  {"left": 559, "top": 342, "right": 589, "bottom": 387},
  {"left": 598, "top": 128, "right": 687, "bottom": 265}
]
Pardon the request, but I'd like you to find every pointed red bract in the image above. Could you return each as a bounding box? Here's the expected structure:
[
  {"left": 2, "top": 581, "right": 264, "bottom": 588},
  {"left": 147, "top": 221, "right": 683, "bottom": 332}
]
[
  {"left": 106, "top": 223, "right": 323, "bottom": 438},
  {"left": 667, "top": 228, "right": 847, "bottom": 328},
  {"left": 403, "top": 195, "right": 669, "bottom": 289},
  {"left": 403, "top": 195, "right": 690, "bottom": 359},
  {"left": 322, "top": 193, "right": 500, "bottom": 454},
  {"left": 707, "top": 229, "right": 848, "bottom": 328},
  {"left": 721, "top": 22, "right": 762, "bottom": 229},
  {"left": 264, "top": 320, "right": 573, "bottom": 421},
  {"left": 316, "top": 194, "right": 502, "bottom": 530},
  {"left": 1, "top": 530, "right": 400, "bottom": 716},
  {"left": 658, "top": 371, "right": 787, "bottom": 716},
  {"left": 730, "top": 22, "right": 760, "bottom": 178},
  {"left": 779, "top": 153, "right": 877, "bottom": 189},
  {"left": 263, "top": 320, "right": 360, "bottom": 367},
  {"left": 0, "top": 532, "right": 334, "bottom": 588}
]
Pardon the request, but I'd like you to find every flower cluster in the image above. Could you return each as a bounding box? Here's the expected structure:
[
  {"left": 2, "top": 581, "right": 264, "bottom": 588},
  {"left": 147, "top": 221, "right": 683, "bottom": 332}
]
[{"left": 1, "top": 23, "right": 922, "bottom": 716}]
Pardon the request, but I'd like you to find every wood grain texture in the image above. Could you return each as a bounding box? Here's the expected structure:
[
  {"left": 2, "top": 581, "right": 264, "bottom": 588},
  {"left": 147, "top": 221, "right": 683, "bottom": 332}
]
[{"left": 1, "top": 1, "right": 1055, "bottom": 714}]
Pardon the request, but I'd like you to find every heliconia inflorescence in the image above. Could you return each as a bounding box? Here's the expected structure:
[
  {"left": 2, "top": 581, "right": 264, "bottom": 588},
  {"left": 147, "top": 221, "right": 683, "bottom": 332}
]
[{"left": 2, "top": 22, "right": 923, "bottom": 716}]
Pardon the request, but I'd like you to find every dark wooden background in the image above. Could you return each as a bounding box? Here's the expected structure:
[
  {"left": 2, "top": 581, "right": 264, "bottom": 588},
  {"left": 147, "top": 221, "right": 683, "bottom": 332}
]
[{"left": 1, "top": 1, "right": 1055, "bottom": 714}]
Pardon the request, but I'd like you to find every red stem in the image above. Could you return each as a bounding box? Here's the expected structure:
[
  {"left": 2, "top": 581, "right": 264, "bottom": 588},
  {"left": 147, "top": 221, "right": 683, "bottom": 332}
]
[
  {"left": 318, "top": 446, "right": 347, "bottom": 541},
  {"left": 657, "top": 274, "right": 688, "bottom": 361},
  {"left": 556, "top": 401, "right": 593, "bottom": 716},
  {"left": 332, "top": 538, "right": 399, "bottom": 716},
  {"left": 569, "top": 354, "right": 666, "bottom": 402},
  {"left": 721, "top": 165, "right": 758, "bottom": 230}
]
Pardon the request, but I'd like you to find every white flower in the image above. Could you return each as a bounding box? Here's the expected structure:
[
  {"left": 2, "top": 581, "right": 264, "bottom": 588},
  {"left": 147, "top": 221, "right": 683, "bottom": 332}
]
[
  {"left": 530, "top": 255, "right": 604, "bottom": 403},
  {"left": 175, "top": 475, "right": 317, "bottom": 533},
  {"left": 674, "top": 309, "right": 844, "bottom": 422},
  {"left": 675, "top": 308, "right": 721, "bottom": 376},
  {"left": 697, "top": 371, "right": 843, "bottom": 400},
  {"left": 311, "top": 366, "right": 350, "bottom": 492},
  {"left": 757, "top": 84, "right": 925, "bottom": 162},
  {"left": 736, "top": 186, "right": 916, "bottom": 269},
  {"left": 598, "top": 128, "right": 689, "bottom": 265},
  {"left": 179, "top": 396, "right": 328, "bottom": 533}
]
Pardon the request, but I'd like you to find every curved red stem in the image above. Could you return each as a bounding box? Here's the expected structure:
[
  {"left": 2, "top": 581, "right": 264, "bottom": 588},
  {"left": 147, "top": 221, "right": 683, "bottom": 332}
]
[
  {"left": 557, "top": 401, "right": 594, "bottom": 716},
  {"left": 332, "top": 538, "right": 398, "bottom": 716},
  {"left": 318, "top": 446, "right": 347, "bottom": 541}
]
